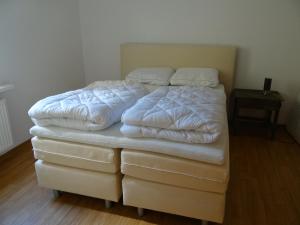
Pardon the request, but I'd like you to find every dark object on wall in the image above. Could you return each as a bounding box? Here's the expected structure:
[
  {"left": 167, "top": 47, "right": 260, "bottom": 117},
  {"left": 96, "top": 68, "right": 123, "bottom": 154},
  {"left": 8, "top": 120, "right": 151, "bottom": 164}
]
[{"left": 263, "top": 78, "right": 272, "bottom": 95}]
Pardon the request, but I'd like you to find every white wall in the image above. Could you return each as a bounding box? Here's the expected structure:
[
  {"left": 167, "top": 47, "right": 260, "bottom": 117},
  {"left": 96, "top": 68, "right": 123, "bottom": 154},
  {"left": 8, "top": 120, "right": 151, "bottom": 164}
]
[
  {"left": 0, "top": 0, "right": 85, "bottom": 149},
  {"left": 0, "top": 0, "right": 298, "bottom": 150},
  {"left": 79, "top": 0, "right": 300, "bottom": 123}
]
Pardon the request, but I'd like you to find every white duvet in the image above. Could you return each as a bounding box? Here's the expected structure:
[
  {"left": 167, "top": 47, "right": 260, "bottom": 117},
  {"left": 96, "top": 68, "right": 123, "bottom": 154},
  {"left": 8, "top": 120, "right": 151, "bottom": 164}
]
[
  {"left": 121, "top": 86, "right": 226, "bottom": 143},
  {"left": 28, "top": 80, "right": 147, "bottom": 130}
]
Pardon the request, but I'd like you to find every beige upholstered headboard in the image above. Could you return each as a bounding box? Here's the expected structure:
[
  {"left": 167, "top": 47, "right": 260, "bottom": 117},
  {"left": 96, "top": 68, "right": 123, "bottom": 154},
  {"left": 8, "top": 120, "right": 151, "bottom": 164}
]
[{"left": 121, "top": 43, "right": 237, "bottom": 95}]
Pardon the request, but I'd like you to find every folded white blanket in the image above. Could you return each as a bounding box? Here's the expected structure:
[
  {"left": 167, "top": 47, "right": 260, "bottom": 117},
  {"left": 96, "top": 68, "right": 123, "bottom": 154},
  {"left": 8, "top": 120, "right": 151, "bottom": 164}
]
[
  {"left": 121, "top": 86, "right": 226, "bottom": 143},
  {"left": 29, "top": 80, "right": 147, "bottom": 130}
]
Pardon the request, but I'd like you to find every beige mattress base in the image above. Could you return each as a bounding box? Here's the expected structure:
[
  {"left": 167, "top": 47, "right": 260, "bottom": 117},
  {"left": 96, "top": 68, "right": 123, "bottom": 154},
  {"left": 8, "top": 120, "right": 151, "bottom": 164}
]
[
  {"left": 121, "top": 149, "right": 229, "bottom": 194},
  {"left": 122, "top": 176, "right": 225, "bottom": 223},
  {"left": 35, "top": 160, "right": 122, "bottom": 202},
  {"left": 32, "top": 137, "right": 120, "bottom": 173},
  {"left": 32, "top": 137, "right": 228, "bottom": 222}
]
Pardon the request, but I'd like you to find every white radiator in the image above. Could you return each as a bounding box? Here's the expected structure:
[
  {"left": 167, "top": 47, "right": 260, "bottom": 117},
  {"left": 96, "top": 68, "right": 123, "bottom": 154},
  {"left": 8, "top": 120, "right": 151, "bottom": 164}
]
[{"left": 0, "top": 98, "right": 13, "bottom": 155}]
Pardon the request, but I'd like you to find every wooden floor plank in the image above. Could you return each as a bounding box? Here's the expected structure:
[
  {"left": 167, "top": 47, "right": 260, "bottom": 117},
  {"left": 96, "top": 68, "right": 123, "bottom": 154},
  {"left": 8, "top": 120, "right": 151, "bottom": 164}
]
[{"left": 0, "top": 128, "right": 300, "bottom": 225}]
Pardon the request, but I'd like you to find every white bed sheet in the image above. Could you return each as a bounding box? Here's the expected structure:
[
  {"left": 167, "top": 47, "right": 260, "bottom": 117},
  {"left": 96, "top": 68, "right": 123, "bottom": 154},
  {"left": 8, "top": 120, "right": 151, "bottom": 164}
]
[{"left": 30, "top": 122, "right": 228, "bottom": 165}]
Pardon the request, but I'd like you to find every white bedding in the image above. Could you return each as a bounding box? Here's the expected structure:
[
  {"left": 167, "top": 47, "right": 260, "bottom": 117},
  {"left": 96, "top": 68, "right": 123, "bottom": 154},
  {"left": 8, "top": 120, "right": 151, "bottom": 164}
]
[
  {"left": 28, "top": 81, "right": 147, "bottom": 131},
  {"left": 121, "top": 86, "right": 226, "bottom": 143},
  {"left": 30, "top": 122, "right": 228, "bottom": 165},
  {"left": 143, "top": 84, "right": 162, "bottom": 92},
  {"left": 126, "top": 67, "right": 174, "bottom": 85}
]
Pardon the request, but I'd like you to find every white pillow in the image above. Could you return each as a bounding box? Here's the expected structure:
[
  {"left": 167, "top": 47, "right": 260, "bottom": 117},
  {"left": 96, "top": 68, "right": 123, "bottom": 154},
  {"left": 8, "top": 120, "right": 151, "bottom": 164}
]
[
  {"left": 170, "top": 68, "right": 219, "bottom": 87},
  {"left": 126, "top": 67, "right": 174, "bottom": 85}
]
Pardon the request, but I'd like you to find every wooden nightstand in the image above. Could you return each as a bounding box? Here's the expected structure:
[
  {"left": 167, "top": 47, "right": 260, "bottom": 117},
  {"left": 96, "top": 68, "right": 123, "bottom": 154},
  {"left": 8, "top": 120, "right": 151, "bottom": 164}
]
[{"left": 230, "top": 88, "right": 283, "bottom": 139}]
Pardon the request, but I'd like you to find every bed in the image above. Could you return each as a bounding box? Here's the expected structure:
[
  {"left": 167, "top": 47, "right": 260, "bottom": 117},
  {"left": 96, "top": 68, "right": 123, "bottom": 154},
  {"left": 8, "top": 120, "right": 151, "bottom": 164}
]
[
  {"left": 30, "top": 43, "right": 236, "bottom": 224},
  {"left": 120, "top": 43, "right": 236, "bottom": 224}
]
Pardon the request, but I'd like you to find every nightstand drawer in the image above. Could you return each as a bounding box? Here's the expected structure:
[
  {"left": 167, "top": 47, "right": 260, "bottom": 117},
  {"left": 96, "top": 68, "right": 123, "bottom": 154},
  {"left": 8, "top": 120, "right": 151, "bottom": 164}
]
[{"left": 236, "top": 98, "right": 281, "bottom": 110}]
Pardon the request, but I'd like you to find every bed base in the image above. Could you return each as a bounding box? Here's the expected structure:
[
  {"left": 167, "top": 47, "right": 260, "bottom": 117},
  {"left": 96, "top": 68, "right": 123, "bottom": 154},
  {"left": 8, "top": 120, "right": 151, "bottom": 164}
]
[
  {"left": 52, "top": 189, "right": 113, "bottom": 209},
  {"left": 123, "top": 176, "right": 225, "bottom": 224},
  {"left": 35, "top": 160, "right": 122, "bottom": 206},
  {"left": 52, "top": 190, "right": 112, "bottom": 208}
]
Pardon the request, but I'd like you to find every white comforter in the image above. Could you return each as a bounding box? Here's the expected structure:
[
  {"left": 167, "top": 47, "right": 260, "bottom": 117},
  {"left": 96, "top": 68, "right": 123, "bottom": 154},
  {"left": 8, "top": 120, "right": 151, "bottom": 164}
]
[
  {"left": 28, "top": 80, "right": 147, "bottom": 130},
  {"left": 121, "top": 86, "right": 226, "bottom": 143}
]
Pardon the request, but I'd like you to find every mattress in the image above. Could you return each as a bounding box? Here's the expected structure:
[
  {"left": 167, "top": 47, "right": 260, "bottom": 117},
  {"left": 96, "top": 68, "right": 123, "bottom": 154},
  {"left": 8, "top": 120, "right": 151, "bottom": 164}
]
[
  {"left": 30, "top": 121, "right": 228, "bottom": 165},
  {"left": 32, "top": 137, "right": 120, "bottom": 173},
  {"left": 121, "top": 148, "right": 229, "bottom": 193}
]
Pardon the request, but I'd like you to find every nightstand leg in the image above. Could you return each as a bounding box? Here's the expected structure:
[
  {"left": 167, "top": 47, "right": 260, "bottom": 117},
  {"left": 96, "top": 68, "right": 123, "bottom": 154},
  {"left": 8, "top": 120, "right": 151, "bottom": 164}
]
[
  {"left": 267, "top": 110, "right": 272, "bottom": 124},
  {"left": 271, "top": 110, "right": 279, "bottom": 139}
]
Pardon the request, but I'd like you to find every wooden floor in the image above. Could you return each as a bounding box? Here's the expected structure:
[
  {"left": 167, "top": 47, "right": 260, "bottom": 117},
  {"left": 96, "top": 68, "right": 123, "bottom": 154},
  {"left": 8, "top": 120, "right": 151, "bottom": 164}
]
[{"left": 0, "top": 128, "right": 300, "bottom": 225}]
